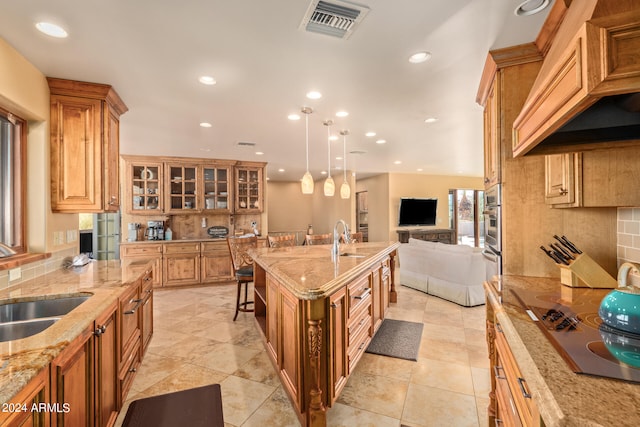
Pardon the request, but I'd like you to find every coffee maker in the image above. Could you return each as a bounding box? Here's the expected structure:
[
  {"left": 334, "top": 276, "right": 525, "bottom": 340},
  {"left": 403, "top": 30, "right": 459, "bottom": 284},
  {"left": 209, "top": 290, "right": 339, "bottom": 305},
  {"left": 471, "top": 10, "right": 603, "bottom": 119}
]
[{"left": 145, "top": 221, "right": 164, "bottom": 240}]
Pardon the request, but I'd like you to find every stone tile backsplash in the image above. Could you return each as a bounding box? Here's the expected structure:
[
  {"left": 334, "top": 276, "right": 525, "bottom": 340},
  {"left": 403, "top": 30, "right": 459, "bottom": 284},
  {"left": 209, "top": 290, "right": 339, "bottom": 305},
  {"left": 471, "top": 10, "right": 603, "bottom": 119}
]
[
  {"left": 0, "top": 247, "right": 77, "bottom": 290},
  {"left": 617, "top": 207, "right": 640, "bottom": 267}
]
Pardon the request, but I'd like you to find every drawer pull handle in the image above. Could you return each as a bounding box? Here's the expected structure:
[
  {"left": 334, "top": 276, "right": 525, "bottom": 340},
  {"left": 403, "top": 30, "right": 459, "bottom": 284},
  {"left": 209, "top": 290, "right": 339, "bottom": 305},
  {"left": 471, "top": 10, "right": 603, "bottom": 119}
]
[
  {"left": 496, "top": 323, "right": 503, "bottom": 333},
  {"left": 517, "top": 377, "right": 532, "bottom": 399},
  {"left": 94, "top": 325, "right": 107, "bottom": 336},
  {"left": 495, "top": 419, "right": 503, "bottom": 426},
  {"left": 128, "top": 367, "right": 137, "bottom": 373},
  {"left": 330, "top": 303, "right": 338, "bottom": 308},
  {"left": 354, "top": 288, "right": 371, "bottom": 300},
  {"left": 493, "top": 365, "right": 506, "bottom": 379},
  {"left": 125, "top": 299, "right": 143, "bottom": 315}
]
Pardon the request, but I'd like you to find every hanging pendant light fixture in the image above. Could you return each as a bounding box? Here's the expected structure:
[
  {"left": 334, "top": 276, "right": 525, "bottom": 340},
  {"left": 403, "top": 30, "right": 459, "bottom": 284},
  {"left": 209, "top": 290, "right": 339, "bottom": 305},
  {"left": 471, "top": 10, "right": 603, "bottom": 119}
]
[
  {"left": 339, "top": 130, "right": 351, "bottom": 199},
  {"left": 300, "top": 107, "right": 314, "bottom": 194},
  {"left": 323, "top": 120, "right": 335, "bottom": 197}
]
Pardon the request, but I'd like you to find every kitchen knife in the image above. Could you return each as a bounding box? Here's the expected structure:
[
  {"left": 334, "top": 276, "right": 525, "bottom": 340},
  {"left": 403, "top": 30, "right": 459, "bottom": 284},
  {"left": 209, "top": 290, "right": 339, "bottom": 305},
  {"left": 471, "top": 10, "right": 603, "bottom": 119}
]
[
  {"left": 551, "top": 246, "right": 570, "bottom": 263},
  {"left": 540, "top": 245, "right": 569, "bottom": 265},
  {"left": 553, "top": 235, "right": 578, "bottom": 254},
  {"left": 561, "top": 235, "right": 582, "bottom": 254},
  {"left": 551, "top": 242, "right": 575, "bottom": 260}
]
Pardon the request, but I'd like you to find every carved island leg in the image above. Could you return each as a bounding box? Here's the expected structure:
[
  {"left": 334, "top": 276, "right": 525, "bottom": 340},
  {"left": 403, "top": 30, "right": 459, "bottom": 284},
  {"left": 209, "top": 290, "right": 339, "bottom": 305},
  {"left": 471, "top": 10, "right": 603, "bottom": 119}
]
[
  {"left": 307, "top": 318, "right": 326, "bottom": 427},
  {"left": 389, "top": 250, "right": 398, "bottom": 303},
  {"left": 486, "top": 300, "right": 497, "bottom": 424}
]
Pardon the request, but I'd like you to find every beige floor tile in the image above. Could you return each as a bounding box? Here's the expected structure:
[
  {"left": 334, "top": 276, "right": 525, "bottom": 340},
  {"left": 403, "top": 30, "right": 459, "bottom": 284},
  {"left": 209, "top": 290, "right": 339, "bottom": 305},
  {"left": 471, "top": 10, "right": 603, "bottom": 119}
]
[
  {"left": 136, "top": 362, "right": 228, "bottom": 398},
  {"left": 467, "top": 344, "right": 490, "bottom": 369},
  {"left": 418, "top": 338, "right": 470, "bottom": 365},
  {"left": 421, "top": 322, "right": 466, "bottom": 344},
  {"left": 190, "top": 342, "right": 262, "bottom": 374},
  {"left": 465, "top": 327, "right": 487, "bottom": 348},
  {"left": 471, "top": 367, "right": 491, "bottom": 398},
  {"left": 327, "top": 402, "right": 400, "bottom": 427},
  {"left": 402, "top": 383, "right": 480, "bottom": 427},
  {"left": 219, "top": 375, "right": 277, "bottom": 426},
  {"left": 476, "top": 396, "right": 490, "bottom": 427},
  {"left": 337, "top": 370, "right": 408, "bottom": 419},
  {"left": 410, "top": 358, "right": 474, "bottom": 395},
  {"left": 355, "top": 352, "right": 416, "bottom": 382},
  {"left": 233, "top": 349, "right": 281, "bottom": 387},
  {"left": 241, "top": 386, "right": 301, "bottom": 427}
]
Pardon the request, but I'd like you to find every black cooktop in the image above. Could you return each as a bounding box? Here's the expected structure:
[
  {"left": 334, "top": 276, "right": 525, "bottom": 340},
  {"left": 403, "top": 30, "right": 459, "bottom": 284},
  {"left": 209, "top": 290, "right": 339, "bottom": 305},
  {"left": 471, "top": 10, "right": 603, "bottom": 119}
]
[{"left": 511, "top": 287, "right": 640, "bottom": 383}]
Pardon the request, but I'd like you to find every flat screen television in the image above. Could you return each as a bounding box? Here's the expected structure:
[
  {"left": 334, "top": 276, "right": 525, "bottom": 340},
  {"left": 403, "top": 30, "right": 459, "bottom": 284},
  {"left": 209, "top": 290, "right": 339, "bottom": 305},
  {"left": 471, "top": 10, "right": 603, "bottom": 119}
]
[{"left": 398, "top": 198, "right": 437, "bottom": 226}]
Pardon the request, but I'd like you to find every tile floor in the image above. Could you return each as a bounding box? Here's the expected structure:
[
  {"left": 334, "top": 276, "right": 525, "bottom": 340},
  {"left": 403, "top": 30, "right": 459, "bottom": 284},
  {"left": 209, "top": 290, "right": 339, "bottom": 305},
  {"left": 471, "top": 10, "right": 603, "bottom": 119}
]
[{"left": 114, "top": 282, "right": 490, "bottom": 427}]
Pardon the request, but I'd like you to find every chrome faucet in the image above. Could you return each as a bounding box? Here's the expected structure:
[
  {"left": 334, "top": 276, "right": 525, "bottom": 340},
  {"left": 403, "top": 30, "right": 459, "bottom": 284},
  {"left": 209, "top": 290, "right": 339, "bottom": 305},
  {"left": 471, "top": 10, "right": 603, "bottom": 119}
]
[{"left": 332, "top": 220, "right": 350, "bottom": 262}]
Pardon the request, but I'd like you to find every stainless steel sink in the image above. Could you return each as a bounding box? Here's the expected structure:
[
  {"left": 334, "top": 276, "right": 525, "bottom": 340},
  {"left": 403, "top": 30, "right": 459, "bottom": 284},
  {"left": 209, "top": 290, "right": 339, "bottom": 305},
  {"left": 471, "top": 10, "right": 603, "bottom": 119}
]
[
  {"left": 0, "top": 295, "right": 90, "bottom": 342},
  {"left": 0, "top": 318, "right": 60, "bottom": 342}
]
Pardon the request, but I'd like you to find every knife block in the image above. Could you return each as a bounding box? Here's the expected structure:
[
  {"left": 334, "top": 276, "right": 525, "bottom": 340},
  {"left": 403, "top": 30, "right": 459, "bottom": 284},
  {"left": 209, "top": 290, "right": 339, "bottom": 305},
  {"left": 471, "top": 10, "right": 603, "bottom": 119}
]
[{"left": 557, "top": 253, "right": 617, "bottom": 288}]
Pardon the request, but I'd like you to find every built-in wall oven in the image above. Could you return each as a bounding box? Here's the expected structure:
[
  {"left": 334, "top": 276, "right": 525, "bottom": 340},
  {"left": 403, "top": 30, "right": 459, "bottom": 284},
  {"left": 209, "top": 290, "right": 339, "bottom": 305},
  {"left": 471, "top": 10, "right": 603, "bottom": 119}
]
[{"left": 483, "top": 184, "right": 502, "bottom": 282}]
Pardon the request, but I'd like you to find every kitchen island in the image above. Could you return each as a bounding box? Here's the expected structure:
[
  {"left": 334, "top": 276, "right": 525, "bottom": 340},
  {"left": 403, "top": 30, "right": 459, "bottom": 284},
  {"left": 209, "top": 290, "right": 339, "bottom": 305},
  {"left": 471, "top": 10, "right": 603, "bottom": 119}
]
[
  {"left": 485, "top": 275, "right": 640, "bottom": 427},
  {"left": 249, "top": 241, "right": 400, "bottom": 427}
]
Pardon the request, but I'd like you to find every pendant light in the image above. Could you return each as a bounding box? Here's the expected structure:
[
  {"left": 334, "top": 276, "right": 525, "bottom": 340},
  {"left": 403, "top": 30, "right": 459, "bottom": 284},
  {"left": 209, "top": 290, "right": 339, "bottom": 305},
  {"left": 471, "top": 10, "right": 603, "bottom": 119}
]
[
  {"left": 323, "top": 120, "right": 335, "bottom": 197},
  {"left": 340, "top": 130, "right": 350, "bottom": 199},
  {"left": 300, "top": 107, "right": 314, "bottom": 194}
]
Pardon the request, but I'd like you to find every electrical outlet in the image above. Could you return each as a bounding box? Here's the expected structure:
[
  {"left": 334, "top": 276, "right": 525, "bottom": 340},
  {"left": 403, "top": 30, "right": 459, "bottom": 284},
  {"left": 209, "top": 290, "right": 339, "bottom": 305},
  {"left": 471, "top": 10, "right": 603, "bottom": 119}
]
[
  {"left": 9, "top": 267, "right": 21, "bottom": 282},
  {"left": 66, "top": 230, "right": 77, "bottom": 243}
]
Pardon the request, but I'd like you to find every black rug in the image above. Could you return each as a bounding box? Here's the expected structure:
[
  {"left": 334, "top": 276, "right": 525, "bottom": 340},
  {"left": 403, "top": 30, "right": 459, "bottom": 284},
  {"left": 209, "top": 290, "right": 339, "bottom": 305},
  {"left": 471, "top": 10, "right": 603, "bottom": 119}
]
[{"left": 366, "top": 319, "right": 423, "bottom": 361}]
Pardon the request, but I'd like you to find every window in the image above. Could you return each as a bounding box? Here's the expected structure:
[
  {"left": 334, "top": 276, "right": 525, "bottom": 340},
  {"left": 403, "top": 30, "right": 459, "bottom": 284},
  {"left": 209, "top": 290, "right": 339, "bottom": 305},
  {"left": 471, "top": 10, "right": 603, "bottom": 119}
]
[
  {"left": 0, "top": 107, "right": 26, "bottom": 253},
  {"left": 449, "top": 189, "right": 484, "bottom": 247}
]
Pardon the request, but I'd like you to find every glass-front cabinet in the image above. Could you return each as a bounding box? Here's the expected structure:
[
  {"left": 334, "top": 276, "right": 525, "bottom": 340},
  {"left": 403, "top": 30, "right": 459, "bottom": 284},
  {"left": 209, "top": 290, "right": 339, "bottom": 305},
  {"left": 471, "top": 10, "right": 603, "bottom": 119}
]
[
  {"left": 235, "top": 164, "right": 263, "bottom": 213},
  {"left": 124, "top": 157, "right": 163, "bottom": 214},
  {"left": 166, "top": 163, "right": 199, "bottom": 213},
  {"left": 202, "top": 162, "right": 233, "bottom": 213}
]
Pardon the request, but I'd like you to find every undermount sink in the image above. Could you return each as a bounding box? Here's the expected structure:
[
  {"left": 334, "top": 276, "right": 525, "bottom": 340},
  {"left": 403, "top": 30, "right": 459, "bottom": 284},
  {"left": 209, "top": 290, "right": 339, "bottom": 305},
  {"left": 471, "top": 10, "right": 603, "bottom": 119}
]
[
  {"left": 0, "top": 295, "right": 91, "bottom": 342},
  {"left": 340, "top": 253, "right": 366, "bottom": 258}
]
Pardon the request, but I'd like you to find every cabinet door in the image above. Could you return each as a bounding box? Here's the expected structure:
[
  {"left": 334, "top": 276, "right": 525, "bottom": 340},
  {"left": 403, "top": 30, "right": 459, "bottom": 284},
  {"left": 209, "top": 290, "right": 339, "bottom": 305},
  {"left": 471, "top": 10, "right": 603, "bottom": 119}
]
[
  {"left": 235, "top": 167, "right": 263, "bottom": 212},
  {"left": 163, "top": 242, "right": 201, "bottom": 286},
  {"left": 279, "top": 289, "right": 301, "bottom": 407},
  {"left": 51, "top": 325, "right": 93, "bottom": 427},
  {"left": 265, "top": 277, "right": 279, "bottom": 362},
  {"left": 103, "top": 107, "right": 120, "bottom": 212},
  {"left": 202, "top": 165, "right": 232, "bottom": 212},
  {"left": 140, "top": 271, "right": 154, "bottom": 356},
  {"left": 50, "top": 95, "right": 103, "bottom": 212},
  {"left": 545, "top": 153, "right": 582, "bottom": 207},
  {"left": 125, "top": 161, "right": 163, "bottom": 214},
  {"left": 201, "top": 243, "right": 233, "bottom": 283},
  {"left": 483, "top": 78, "right": 500, "bottom": 188},
  {"left": 94, "top": 302, "right": 118, "bottom": 427},
  {"left": 0, "top": 368, "right": 48, "bottom": 427},
  {"left": 329, "top": 287, "right": 348, "bottom": 403},
  {"left": 371, "top": 268, "right": 382, "bottom": 333},
  {"left": 166, "top": 164, "right": 199, "bottom": 213}
]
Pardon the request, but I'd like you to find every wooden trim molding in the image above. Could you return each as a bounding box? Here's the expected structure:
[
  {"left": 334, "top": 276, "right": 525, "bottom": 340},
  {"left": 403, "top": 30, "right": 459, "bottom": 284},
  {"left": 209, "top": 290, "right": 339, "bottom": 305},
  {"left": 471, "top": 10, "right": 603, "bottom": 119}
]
[{"left": 0, "top": 252, "right": 51, "bottom": 271}]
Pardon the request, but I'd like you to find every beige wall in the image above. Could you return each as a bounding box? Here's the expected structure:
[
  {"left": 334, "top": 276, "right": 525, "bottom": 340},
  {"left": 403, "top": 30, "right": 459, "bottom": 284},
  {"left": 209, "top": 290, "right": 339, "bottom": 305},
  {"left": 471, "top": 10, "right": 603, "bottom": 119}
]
[
  {"left": 0, "top": 38, "right": 78, "bottom": 256},
  {"left": 356, "top": 174, "right": 390, "bottom": 242}
]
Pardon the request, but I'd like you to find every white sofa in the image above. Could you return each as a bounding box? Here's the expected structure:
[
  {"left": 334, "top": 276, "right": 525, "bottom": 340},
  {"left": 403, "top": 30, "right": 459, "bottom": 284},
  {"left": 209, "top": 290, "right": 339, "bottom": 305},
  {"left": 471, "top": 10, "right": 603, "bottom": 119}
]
[{"left": 398, "top": 238, "right": 486, "bottom": 306}]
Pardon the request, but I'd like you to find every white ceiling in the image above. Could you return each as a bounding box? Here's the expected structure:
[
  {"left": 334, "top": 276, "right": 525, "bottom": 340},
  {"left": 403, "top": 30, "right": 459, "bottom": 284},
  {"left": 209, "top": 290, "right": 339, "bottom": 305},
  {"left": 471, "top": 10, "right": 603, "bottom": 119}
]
[{"left": 1, "top": 0, "right": 550, "bottom": 182}]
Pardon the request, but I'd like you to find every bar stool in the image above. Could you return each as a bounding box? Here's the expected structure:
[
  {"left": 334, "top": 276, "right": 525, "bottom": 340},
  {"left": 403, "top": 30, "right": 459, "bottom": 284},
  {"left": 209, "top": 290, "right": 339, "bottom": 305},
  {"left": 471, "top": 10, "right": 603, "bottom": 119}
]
[
  {"left": 227, "top": 235, "right": 257, "bottom": 321},
  {"left": 267, "top": 233, "right": 297, "bottom": 248},
  {"left": 305, "top": 233, "right": 332, "bottom": 245}
]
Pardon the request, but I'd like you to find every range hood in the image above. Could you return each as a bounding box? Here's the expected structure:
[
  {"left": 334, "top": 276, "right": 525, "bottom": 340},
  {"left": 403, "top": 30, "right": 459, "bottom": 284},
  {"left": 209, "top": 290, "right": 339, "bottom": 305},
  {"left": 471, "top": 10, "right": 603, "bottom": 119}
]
[{"left": 512, "top": 0, "right": 640, "bottom": 156}]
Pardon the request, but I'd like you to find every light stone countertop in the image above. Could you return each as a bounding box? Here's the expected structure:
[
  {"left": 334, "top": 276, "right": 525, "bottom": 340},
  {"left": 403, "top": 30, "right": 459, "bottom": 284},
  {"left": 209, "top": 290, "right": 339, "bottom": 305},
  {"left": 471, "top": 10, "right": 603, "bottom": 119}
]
[
  {"left": 249, "top": 241, "right": 401, "bottom": 300},
  {"left": 0, "top": 260, "right": 151, "bottom": 405},
  {"left": 487, "top": 275, "right": 640, "bottom": 427}
]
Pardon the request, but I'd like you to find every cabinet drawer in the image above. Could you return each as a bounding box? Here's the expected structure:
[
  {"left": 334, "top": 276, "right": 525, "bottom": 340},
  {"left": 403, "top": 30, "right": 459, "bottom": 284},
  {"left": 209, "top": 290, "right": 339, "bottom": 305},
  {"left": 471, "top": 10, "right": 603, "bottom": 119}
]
[
  {"left": 201, "top": 241, "right": 230, "bottom": 255},
  {"left": 163, "top": 242, "right": 201, "bottom": 254},
  {"left": 348, "top": 275, "right": 371, "bottom": 317},
  {"left": 495, "top": 353, "right": 524, "bottom": 427},
  {"left": 120, "top": 284, "right": 141, "bottom": 353},
  {"left": 119, "top": 338, "right": 141, "bottom": 403},
  {"left": 348, "top": 305, "right": 372, "bottom": 348},
  {"left": 347, "top": 323, "right": 371, "bottom": 373},
  {"left": 121, "top": 243, "right": 162, "bottom": 256}
]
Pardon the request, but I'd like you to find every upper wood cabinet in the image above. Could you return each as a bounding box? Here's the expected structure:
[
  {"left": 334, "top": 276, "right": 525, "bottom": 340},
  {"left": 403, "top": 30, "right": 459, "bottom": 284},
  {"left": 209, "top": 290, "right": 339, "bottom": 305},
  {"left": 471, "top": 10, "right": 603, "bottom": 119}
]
[
  {"left": 483, "top": 79, "right": 500, "bottom": 188},
  {"left": 202, "top": 163, "right": 233, "bottom": 213},
  {"left": 48, "top": 78, "right": 127, "bottom": 213},
  {"left": 165, "top": 162, "right": 200, "bottom": 214},
  {"left": 545, "top": 153, "right": 582, "bottom": 208},
  {"left": 235, "top": 162, "right": 264, "bottom": 213},
  {"left": 122, "top": 156, "right": 164, "bottom": 214}
]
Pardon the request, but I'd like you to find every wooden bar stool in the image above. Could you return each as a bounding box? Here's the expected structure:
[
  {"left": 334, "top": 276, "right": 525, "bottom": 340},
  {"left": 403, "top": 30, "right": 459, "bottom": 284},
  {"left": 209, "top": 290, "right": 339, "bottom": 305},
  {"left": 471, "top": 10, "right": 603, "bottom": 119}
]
[
  {"left": 122, "top": 384, "right": 224, "bottom": 427},
  {"left": 267, "top": 233, "right": 296, "bottom": 248},
  {"left": 227, "top": 235, "right": 257, "bottom": 321},
  {"left": 305, "top": 233, "right": 332, "bottom": 245}
]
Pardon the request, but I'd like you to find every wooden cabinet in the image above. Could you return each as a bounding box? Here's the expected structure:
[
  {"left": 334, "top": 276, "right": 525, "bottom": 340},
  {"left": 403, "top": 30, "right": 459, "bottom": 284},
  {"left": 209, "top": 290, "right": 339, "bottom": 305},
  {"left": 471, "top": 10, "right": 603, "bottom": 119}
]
[
  {"left": 346, "top": 275, "right": 372, "bottom": 373},
  {"left": 328, "top": 288, "right": 348, "bottom": 403},
  {"left": 235, "top": 163, "right": 263, "bottom": 212},
  {"left": 50, "top": 324, "right": 93, "bottom": 427},
  {"left": 165, "top": 163, "right": 199, "bottom": 213},
  {"left": 162, "top": 242, "right": 201, "bottom": 286},
  {"left": 94, "top": 301, "right": 119, "bottom": 427},
  {"left": 483, "top": 77, "right": 500, "bottom": 187},
  {"left": 120, "top": 243, "right": 163, "bottom": 287},
  {"left": 122, "top": 157, "right": 163, "bottom": 214},
  {"left": 0, "top": 368, "right": 49, "bottom": 427},
  {"left": 202, "top": 163, "right": 233, "bottom": 212},
  {"left": 48, "top": 78, "right": 127, "bottom": 213},
  {"left": 397, "top": 229, "right": 455, "bottom": 244},
  {"left": 140, "top": 269, "right": 154, "bottom": 356},
  {"left": 118, "top": 282, "right": 142, "bottom": 403},
  {"left": 200, "top": 241, "right": 233, "bottom": 283},
  {"left": 545, "top": 153, "right": 582, "bottom": 207}
]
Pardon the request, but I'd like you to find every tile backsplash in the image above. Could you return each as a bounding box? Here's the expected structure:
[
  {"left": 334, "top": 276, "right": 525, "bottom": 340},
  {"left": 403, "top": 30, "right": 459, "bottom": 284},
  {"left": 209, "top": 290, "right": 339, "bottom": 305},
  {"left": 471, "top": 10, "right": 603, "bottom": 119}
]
[
  {"left": 617, "top": 207, "right": 640, "bottom": 267},
  {"left": 0, "top": 247, "right": 77, "bottom": 290}
]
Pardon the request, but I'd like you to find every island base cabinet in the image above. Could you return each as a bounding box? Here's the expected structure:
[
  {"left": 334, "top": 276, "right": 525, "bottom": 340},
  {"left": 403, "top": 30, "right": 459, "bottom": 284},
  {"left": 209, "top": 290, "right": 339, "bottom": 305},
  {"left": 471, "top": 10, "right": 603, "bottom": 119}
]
[
  {"left": 0, "top": 368, "right": 49, "bottom": 427},
  {"left": 328, "top": 288, "right": 347, "bottom": 403},
  {"left": 94, "top": 302, "right": 119, "bottom": 427}
]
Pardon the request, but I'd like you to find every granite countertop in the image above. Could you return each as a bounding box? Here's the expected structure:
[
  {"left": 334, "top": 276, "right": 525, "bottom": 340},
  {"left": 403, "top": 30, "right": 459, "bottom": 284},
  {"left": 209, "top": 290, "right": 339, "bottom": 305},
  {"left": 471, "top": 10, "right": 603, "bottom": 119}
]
[
  {"left": 249, "top": 241, "right": 400, "bottom": 300},
  {"left": 0, "top": 260, "right": 151, "bottom": 405},
  {"left": 488, "top": 275, "right": 640, "bottom": 427}
]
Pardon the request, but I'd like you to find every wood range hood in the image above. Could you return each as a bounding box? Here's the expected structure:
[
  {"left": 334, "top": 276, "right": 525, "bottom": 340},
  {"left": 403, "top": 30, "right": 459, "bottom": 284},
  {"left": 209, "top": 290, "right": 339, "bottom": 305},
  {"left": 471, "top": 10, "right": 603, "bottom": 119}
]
[{"left": 512, "top": 0, "right": 640, "bottom": 157}]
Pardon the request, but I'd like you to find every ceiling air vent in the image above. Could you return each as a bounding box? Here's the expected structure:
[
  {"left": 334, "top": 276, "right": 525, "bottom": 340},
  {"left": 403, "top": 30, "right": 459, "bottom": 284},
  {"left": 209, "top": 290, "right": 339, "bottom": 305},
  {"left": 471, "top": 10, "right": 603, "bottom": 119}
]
[
  {"left": 237, "top": 141, "right": 256, "bottom": 147},
  {"left": 300, "top": 0, "right": 370, "bottom": 39}
]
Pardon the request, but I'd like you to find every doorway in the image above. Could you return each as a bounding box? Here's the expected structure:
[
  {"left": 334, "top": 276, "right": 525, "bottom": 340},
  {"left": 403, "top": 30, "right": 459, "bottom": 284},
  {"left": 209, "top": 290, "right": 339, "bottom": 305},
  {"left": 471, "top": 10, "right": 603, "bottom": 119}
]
[{"left": 449, "top": 189, "right": 484, "bottom": 247}]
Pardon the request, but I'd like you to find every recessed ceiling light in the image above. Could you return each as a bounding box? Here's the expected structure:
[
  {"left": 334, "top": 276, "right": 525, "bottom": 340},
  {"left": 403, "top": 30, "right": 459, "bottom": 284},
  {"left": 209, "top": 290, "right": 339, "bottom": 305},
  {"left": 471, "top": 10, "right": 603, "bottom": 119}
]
[
  {"left": 199, "top": 122, "right": 212, "bottom": 128},
  {"left": 394, "top": 160, "right": 402, "bottom": 165},
  {"left": 417, "top": 168, "right": 423, "bottom": 172},
  {"left": 514, "top": 0, "right": 550, "bottom": 16},
  {"left": 336, "top": 156, "right": 343, "bottom": 160},
  {"left": 336, "top": 111, "right": 349, "bottom": 117},
  {"left": 409, "top": 51, "right": 431, "bottom": 64},
  {"left": 365, "top": 132, "right": 376, "bottom": 137},
  {"left": 35, "top": 22, "right": 68, "bottom": 38},
  {"left": 278, "top": 168, "right": 285, "bottom": 173},
  {"left": 198, "top": 76, "right": 216, "bottom": 85},
  {"left": 288, "top": 114, "right": 300, "bottom": 120},
  {"left": 376, "top": 139, "right": 386, "bottom": 144},
  {"left": 424, "top": 117, "right": 438, "bottom": 123},
  {"left": 321, "top": 171, "right": 327, "bottom": 175},
  {"left": 306, "top": 91, "right": 322, "bottom": 100},
  {"left": 255, "top": 151, "right": 264, "bottom": 155}
]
